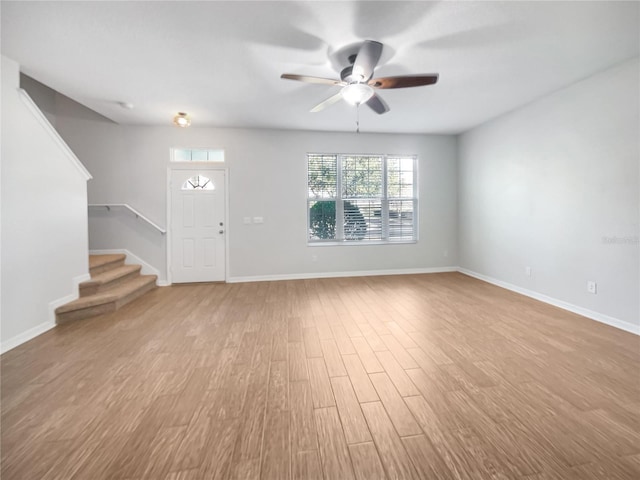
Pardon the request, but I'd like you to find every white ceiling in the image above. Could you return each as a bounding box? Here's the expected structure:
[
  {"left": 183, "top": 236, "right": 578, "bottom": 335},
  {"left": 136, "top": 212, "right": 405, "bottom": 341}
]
[{"left": 2, "top": 1, "right": 638, "bottom": 134}]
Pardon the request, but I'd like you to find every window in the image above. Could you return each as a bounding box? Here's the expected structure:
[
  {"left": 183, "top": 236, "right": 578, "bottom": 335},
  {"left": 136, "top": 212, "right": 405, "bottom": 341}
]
[
  {"left": 182, "top": 175, "right": 215, "bottom": 190},
  {"left": 308, "top": 153, "right": 417, "bottom": 244},
  {"left": 172, "top": 148, "right": 224, "bottom": 162}
]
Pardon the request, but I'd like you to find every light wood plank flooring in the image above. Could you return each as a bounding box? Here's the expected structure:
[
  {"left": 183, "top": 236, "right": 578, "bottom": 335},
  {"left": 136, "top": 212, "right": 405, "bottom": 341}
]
[{"left": 1, "top": 272, "right": 639, "bottom": 479}]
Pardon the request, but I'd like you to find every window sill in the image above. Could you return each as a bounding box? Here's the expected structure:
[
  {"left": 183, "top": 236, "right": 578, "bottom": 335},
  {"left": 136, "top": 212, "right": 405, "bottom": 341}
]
[{"left": 308, "top": 240, "right": 417, "bottom": 247}]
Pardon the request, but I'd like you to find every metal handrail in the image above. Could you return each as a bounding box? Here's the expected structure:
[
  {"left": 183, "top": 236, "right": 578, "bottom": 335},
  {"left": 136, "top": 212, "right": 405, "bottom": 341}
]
[{"left": 88, "top": 204, "right": 166, "bottom": 234}]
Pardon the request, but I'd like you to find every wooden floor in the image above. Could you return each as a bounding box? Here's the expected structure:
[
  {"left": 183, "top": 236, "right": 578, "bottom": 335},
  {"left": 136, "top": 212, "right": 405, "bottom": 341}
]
[{"left": 1, "top": 273, "right": 639, "bottom": 479}]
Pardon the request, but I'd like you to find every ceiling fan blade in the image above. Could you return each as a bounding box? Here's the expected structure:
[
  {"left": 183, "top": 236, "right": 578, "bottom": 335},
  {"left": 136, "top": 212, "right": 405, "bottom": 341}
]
[
  {"left": 369, "top": 74, "right": 439, "bottom": 89},
  {"left": 352, "top": 40, "right": 383, "bottom": 81},
  {"left": 310, "top": 92, "right": 344, "bottom": 113},
  {"left": 365, "top": 93, "right": 390, "bottom": 115},
  {"left": 281, "top": 73, "right": 344, "bottom": 86}
]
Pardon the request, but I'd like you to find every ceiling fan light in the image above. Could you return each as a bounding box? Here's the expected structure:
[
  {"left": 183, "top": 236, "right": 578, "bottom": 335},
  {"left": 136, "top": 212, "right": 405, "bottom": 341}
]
[
  {"left": 173, "top": 112, "right": 191, "bottom": 127},
  {"left": 341, "top": 83, "right": 374, "bottom": 106}
]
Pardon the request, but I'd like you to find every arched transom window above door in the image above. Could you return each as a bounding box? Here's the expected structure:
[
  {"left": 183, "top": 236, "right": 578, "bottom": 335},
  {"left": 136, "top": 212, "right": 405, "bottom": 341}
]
[{"left": 182, "top": 175, "right": 215, "bottom": 190}]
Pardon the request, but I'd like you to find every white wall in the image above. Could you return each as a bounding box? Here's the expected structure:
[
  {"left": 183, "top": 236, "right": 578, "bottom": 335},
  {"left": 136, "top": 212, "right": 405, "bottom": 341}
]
[
  {"left": 1, "top": 56, "right": 91, "bottom": 352},
  {"left": 458, "top": 58, "right": 639, "bottom": 330}
]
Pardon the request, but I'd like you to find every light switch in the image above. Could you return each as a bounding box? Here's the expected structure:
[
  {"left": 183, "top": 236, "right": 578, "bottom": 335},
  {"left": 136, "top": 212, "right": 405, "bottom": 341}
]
[
  {"left": 253, "top": 216, "right": 264, "bottom": 224},
  {"left": 243, "top": 217, "right": 252, "bottom": 224}
]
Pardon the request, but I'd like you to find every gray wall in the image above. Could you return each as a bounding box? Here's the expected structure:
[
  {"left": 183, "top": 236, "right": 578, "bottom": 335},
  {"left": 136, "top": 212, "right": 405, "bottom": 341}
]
[
  {"left": 92, "top": 127, "right": 457, "bottom": 277},
  {"left": 458, "top": 58, "right": 639, "bottom": 328},
  {"left": 22, "top": 59, "right": 638, "bottom": 330},
  {"left": 110, "top": 128, "right": 458, "bottom": 281},
  {"left": 22, "top": 77, "right": 458, "bottom": 282}
]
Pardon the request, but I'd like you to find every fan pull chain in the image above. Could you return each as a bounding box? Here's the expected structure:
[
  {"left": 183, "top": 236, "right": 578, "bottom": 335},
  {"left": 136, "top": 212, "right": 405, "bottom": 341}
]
[{"left": 356, "top": 104, "right": 360, "bottom": 134}]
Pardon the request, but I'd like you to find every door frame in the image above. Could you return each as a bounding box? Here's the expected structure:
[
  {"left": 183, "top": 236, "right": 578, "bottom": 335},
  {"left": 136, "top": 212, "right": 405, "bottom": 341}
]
[{"left": 166, "top": 164, "right": 229, "bottom": 285}]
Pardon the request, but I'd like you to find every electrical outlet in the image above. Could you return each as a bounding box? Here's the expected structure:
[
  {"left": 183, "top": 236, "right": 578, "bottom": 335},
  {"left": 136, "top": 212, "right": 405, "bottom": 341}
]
[
  {"left": 444, "top": 249, "right": 449, "bottom": 257},
  {"left": 525, "top": 266, "right": 531, "bottom": 277},
  {"left": 311, "top": 254, "right": 318, "bottom": 262},
  {"left": 253, "top": 216, "right": 264, "bottom": 224},
  {"left": 587, "top": 281, "right": 597, "bottom": 294}
]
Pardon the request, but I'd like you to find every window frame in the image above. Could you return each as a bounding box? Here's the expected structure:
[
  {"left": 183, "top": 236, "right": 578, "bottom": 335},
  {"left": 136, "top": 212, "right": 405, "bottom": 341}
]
[
  {"left": 170, "top": 147, "right": 225, "bottom": 163},
  {"left": 307, "top": 153, "right": 419, "bottom": 246}
]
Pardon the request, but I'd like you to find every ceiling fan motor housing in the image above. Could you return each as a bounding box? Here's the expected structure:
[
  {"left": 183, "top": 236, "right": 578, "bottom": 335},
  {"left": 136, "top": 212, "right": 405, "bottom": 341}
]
[
  {"left": 340, "top": 65, "right": 355, "bottom": 83},
  {"left": 281, "top": 40, "right": 437, "bottom": 115}
]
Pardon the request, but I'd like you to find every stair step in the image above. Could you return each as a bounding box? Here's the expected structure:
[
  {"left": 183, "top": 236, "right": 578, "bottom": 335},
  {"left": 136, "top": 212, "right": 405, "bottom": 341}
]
[
  {"left": 89, "top": 254, "right": 126, "bottom": 276},
  {"left": 56, "top": 274, "right": 157, "bottom": 324},
  {"left": 80, "top": 264, "right": 142, "bottom": 297}
]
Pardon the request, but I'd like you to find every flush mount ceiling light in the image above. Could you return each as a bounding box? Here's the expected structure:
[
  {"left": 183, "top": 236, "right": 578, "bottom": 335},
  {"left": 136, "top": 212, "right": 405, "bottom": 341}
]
[
  {"left": 173, "top": 112, "right": 191, "bottom": 128},
  {"left": 341, "top": 83, "right": 374, "bottom": 105}
]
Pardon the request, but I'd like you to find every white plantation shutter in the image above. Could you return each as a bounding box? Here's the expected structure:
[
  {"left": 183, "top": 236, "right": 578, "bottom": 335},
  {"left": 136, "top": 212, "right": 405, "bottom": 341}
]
[
  {"left": 308, "top": 154, "right": 417, "bottom": 244},
  {"left": 308, "top": 154, "right": 337, "bottom": 198},
  {"left": 386, "top": 156, "right": 417, "bottom": 241},
  {"left": 308, "top": 154, "right": 338, "bottom": 241}
]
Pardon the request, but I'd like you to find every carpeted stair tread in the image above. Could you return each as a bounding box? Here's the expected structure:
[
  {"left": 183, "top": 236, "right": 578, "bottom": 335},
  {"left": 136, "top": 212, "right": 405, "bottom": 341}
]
[
  {"left": 89, "top": 253, "right": 126, "bottom": 276},
  {"left": 57, "top": 253, "right": 157, "bottom": 323},
  {"left": 89, "top": 253, "right": 126, "bottom": 269},
  {"left": 56, "top": 274, "right": 157, "bottom": 314},
  {"left": 80, "top": 264, "right": 142, "bottom": 296}
]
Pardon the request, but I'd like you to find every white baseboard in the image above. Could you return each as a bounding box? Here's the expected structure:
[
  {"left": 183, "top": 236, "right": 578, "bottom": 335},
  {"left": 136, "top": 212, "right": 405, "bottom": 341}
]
[
  {"left": 3, "top": 264, "right": 632, "bottom": 354},
  {"left": 227, "top": 266, "right": 458, "bottom": 283},
  {"left": 49, "top": 272, "right": 89, "bottom": 322},
  {"left": 1, "top": 272, "right": 91, "bottom": 354},
  {"left": 458, "top": 268, "right": 639, "bottom": 336},
  {"left": 1, "top": 320, "right": 57, "bottom": 354},
  {"left": 90, "top": 249, "right": 167, "bottom": 285},
  {"left": 74, "top": 273, "right": 92, "bottom": 288}
]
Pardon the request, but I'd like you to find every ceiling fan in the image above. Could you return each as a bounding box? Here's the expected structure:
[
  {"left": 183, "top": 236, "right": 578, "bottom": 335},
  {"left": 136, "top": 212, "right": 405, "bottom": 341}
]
[{"left": 281, "top": 40, "right": 439, "bottom": 115}]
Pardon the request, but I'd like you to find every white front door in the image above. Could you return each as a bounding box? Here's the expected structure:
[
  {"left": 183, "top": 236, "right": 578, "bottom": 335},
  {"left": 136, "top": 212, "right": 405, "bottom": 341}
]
[{"left": 170, "top": 169, "right": 226, "bottom": 283}]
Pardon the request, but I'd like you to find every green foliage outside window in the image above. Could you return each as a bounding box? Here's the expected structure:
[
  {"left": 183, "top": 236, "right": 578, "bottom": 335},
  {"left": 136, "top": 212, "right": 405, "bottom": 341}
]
[
  {"left": 309, "top": 201, "right": 367, "bottom": 240},
  {"left": 307, "top": 153, "right": 416, "bottom": 243}
]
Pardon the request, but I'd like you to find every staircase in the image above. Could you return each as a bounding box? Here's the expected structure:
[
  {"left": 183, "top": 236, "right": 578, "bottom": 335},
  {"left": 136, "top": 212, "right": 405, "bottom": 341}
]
[{"left": 56, "top": 254, "right": 157, "bottom": 323}]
